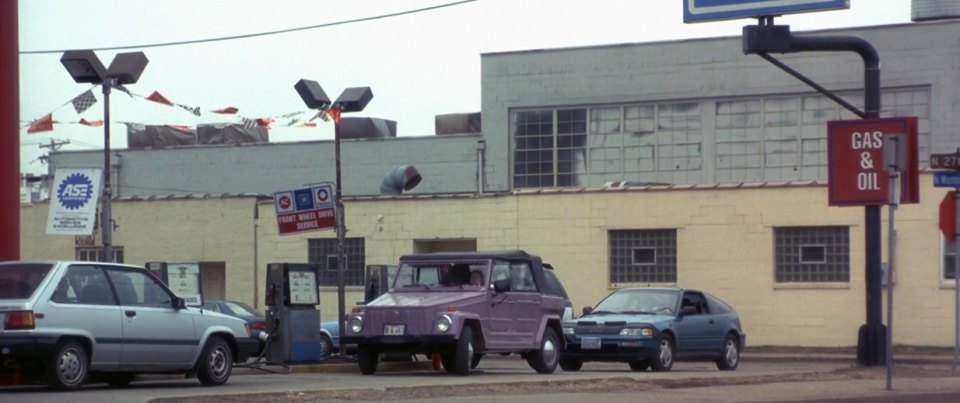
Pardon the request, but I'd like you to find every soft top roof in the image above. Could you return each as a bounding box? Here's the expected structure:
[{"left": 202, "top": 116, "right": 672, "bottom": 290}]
[{"left": 399, "top": 250, "right": 539, "bottom": 263}]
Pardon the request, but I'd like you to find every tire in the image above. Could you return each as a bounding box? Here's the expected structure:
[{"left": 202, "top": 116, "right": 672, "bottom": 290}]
[
  {"left": 628, "top": 359, "right": 650, "bottom": 371},
  {"left": 471, "top": 353, "right": 482, "bottom": 369},
  {"left": 104, "top": 372, "right": 136, "bottom": 387},
  {"left": 559, "top": 357, "right": 583, "bottom": 371},
  {"left": 453, "top": 326, "right": 474, "bottom": 376},
  {"left": 526, "top": 328, "right": 560, "bottom": 374},
  {"left": 650, "top": 334, "right": 674, "bottom": 372},
  {"left": 319, "top": 334, "right": 333, "bottom": 358},
  {"left": 46, "top": 340, "right": 88, "bottom": 390},
  {"left": 716, "top": 334, "right": 740, "bottom": 371},
  {"left": 440, "top": 351, "right": 457, "bottom": 373},
  {"left": 197, "top": 336, "right": 233, "bottom": 386},
  {"left": 358, "top": 345, "right": 379, "bottom": 375}
]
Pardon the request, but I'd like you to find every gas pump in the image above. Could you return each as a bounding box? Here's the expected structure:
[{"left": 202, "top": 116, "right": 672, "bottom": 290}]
[
  {"left": 145, "top": 261, "right": 204, "bottom": 306},
  {"left": 264, "top": 262, "right": 323, "bottom": 363}
]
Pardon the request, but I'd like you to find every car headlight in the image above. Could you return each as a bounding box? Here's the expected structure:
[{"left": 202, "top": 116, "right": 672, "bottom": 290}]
[
  {"left": 435, "top": 314, "right": 452, "bottom": 333},
  {"left": 620, "top": 327, "right": 654, "bottom": 337},
  {"left": 349, "top": 316, "right": 364, "bottom": 334},
  {"left": 563, "top": 327, "right": 575, "bottom": 335}
]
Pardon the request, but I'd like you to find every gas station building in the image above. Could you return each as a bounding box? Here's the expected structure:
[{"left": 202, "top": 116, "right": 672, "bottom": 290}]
[{"left": 19, "top": 17, "right": 960, "bottom": 347}]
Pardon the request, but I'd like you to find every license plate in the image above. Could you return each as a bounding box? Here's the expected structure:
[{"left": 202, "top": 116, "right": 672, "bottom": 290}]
[
  {"left": 383, "top": 324, "right": 405, "bottom": 335},
  {"left": 582, "top": 337, "right": 601, "bottom": 350}
]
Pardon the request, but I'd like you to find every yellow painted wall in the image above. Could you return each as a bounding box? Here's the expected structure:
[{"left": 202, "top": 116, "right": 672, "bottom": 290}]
[{"left": 20, "top": 173, "right": 956, "bottom": 347}]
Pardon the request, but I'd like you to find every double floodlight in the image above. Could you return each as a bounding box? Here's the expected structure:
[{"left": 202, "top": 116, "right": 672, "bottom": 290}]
[
  {"left": 294, "top": 79, "right": 373, "bottom": 112},
  {"left": 60, "top": 50, "right": 148, "bottom": 85}
]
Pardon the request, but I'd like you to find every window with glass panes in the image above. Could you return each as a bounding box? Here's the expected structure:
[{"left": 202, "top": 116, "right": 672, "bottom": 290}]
[
  {"left": 944, "top": 238, "right": 958, "bottom": 281},
  {"left": 308, "top": 238, "right": 365, "bottom": 286},
  {"left": 774, "top": 226, "right": 849, "bottom": 282},
  {"left": 76, "top": 247, "right": 125, "bottom": 263},
  {"left": 609, "top": 229, "right": 677, "bottom": 283}
]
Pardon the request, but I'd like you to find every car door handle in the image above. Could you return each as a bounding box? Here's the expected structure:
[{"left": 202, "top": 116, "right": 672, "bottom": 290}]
[{"left": 125, "top": 310, "right": 137, "bottom": 318}]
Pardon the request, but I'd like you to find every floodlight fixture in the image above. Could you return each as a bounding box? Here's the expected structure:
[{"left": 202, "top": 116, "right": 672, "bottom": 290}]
[
  {"left": 106, "top": 52, "right": 149, "bottom": 85},
  {"left": 333, "top": 87, "right": 373, "bottom": 112},
  {"left": 60, "top": 50, "right": 107, "bottom": 84},
  {"left": 294, "top": 79, "right": 332, "bottom": 110}
]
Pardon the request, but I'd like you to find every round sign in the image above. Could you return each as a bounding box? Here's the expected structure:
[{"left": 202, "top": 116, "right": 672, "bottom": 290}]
[
  {"left": 279, "top": 195, "right": 292, "bottom": 209},
  {"left": 316, "top": 188, "right": 330, "bottom": 202}
]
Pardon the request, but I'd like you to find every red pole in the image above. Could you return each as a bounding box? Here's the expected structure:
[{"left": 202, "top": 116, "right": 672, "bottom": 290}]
[{"left": 0, "top": 1, "right": 20, "bottom": 261}]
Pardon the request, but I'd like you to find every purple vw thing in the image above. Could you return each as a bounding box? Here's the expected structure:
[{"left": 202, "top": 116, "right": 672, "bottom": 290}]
[{"left": 343, "top": 251, "right": 567, "bottom": 376}]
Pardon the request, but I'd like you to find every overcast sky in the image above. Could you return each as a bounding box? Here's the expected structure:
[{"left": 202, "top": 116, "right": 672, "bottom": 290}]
[{"left": 18, "top": 0, "right": 912, "bottom": 176}]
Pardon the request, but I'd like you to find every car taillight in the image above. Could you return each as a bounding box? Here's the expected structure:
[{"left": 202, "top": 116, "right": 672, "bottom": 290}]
[
  {"left": 249, "top": 321, "right": 267, "bottom": 330},
  {"left": 4, "top": 311, "right": 35, "bottom": 330}
]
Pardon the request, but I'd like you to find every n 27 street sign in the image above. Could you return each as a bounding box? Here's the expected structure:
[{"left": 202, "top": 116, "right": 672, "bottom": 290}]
[
  {"left": 273, "top": 183, "right": 336, "bottom": 235},
  {"left": 684, "top": 0, "right": 849, "bottom": 23},
  {"left": 931, "top": 151, "right": 960, "bottom": 170}
]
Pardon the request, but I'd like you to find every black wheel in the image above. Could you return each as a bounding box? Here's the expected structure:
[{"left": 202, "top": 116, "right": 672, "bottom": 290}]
[
  {"left": 440, "top": 351, "right": 457, "bottom": 373},
  {"left": 104, "top": 372, "right": 136, "bottom": 387},
  {"left": 526, "top": 328, "right": 559, "bottom": 374},
  {"left": 716, "top": 334, "right": 740, "bottom": 371},
  {"left": 470, "top": 353, "right": 482, "bottom": 369},
  {"left": 358, "top": 345, "right": 379, "bottom": 375},
  {"left": 559, "top": 357, "right": 582, "bottom": 371},
  {"left": 46, "top": 340, "right": 88, "bottom": 390},
  {"left": 319, "top": 334, "right": 333, "bottom": 358},
  {"left": 650, "top": 334, "right": 674, "bottom": 372},
  {"left": 197, "top": 336, "right": 233, "bottom": 386},
  {"left": 453, "top": 326, "right": 474, "bottom": 376},
  {"left": 628, "top": 359, "right": 650, "bottom": 371}
]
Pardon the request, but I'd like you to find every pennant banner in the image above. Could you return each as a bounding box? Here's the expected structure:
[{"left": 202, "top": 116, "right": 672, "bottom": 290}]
[
  {"left": 212, "top": 106, "right": 239, "bottom": 114},
  {"left": 71, "top": 90, "right": 98, "bottom": 114},
  {"left": 146, "top": 91, "right": 174, "bottom": 106},
  {"left": 79, "top": 118, "right": 103, "bottom": 127},
  {"left": 27, "top": 113, "right": 54, "bottom": 134},
  {"left": 178, "top": 104, "right": 201, "bottom": 117}
]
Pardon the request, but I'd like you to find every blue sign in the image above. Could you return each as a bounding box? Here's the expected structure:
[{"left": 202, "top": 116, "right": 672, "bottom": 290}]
[
  {"left": 934, "top": 171, "right": 960, "bottom": 188},
  {"left": 294, "top": 188, "right": 315, "bottom": 210},
  {"left": 684, "top": 0, "right": 849, "bottom": 23},
  {"left": 56, "top": 172, "right": 95, "bottom": 210}
]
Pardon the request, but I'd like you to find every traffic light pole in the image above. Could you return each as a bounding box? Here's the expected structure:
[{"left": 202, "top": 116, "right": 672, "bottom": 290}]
[{"left": 743, "top": 20, "right": 885, "bottom": 366}]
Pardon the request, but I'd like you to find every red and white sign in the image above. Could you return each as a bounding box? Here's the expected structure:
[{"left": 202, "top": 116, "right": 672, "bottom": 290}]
[
  {"left": 273, "top": 183, "right": 336, "bottom": 235},
  {"left": 941, "top": 191, "right": 956, "bottom": 242},
  {"left": 827, "top": 117, "right": 920, "bottom": 206}
]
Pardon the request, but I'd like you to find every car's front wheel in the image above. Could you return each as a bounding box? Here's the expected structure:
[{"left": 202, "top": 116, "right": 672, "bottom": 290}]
[
  {"left": 453, "top": 326, "right": 475, "bottom": 376},
  {"left": 650, "top": 334, "right": 674, "bottom": 372},
  {"left": 628, "top": 359, "right": 650, "bottom": 371},
  {"left": 716, "top": 334, "right": 740, "bottom": 371},
  {"left": 358, "top": 344, "right": 379, "bottom": 375},
  {"left": 46, "top": 340, "right": 88, "bottom": 390},
  {"left": 319, "top": 334, "right": 333, "bottom": 358},
  {"left": 526, "top": 328, "right": 559, "bottom": 374},
  {"left": 197, "top": 336, "right": 233, "bottom": 386}
]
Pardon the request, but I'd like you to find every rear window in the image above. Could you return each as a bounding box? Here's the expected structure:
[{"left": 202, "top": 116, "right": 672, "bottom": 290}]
[
  {"left": 542, "top": 268, "right": 570, "bottom": 300},
  {"left": 0, "top": 263, "right": 54, "bottom": 299}
]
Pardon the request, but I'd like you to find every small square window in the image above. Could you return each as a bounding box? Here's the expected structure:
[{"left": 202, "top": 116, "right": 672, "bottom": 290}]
[
  {"left": 632, "top": 247, "right": 656, "bottom": 265},
  {"left": 799, "top": 245, "right": 826, "bottom": 264}
]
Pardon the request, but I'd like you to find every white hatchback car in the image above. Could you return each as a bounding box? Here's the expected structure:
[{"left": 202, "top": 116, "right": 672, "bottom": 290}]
[{"left": 0, "top": 261, "right": 258, "bottom": 390}]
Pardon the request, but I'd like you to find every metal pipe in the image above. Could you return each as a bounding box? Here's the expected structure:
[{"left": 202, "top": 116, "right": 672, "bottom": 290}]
[
  {"left": 333, "top": 108, "right": 347, "bottom": 356},
  {"left": 885, "top": 171, "right": 898, "bottom": 390},
  {"left": 477, "top": 140, "right": 486, "bottom": 194},
  {"left": 102, "top": 78, "right": 115, "bottom": 262}
]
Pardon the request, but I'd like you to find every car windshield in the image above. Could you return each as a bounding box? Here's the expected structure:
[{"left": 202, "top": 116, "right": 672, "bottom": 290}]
[
  {"left": 224, "top": 301, "right": 261, "bottom": 318},
  {"left": 0, "top": 263, "right": 54, "bottom": 299},
  {"left": 393, "top": 261, "right": 489, "bottom": 289},
  {"left": 593, "top": 289, "right": 680, "bottom": 315}
]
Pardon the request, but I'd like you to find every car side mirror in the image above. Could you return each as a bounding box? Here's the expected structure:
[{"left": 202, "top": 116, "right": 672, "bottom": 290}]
[
  {"left": 493, "top": 279, "right": 511, "bottom": 293},
  {"left": 173, "top": 297, "right": 187, "bottom": 310},
  {"left": 582, "top": 306, "right": 593, "bottom": 315}
]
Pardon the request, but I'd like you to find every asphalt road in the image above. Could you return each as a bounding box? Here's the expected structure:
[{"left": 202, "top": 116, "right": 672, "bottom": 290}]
[{"left": 3, "top": 356, "right": 959, "bottom": 403}]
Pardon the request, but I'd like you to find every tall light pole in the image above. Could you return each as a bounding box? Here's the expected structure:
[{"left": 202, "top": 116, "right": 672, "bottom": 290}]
[
  {"left": 61, "top": 50, "right": 148, "bottom": 262},
  {"left": 295, "top": 79, "right": 372, "bottom": 355}
]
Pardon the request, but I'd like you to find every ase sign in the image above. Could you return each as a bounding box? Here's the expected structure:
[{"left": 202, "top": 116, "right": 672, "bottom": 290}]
[{"left": 827, "top": 117, "right": 919, "bottom": 206}]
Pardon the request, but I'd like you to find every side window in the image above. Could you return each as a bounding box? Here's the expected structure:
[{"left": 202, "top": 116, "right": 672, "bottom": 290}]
[
  {"left": 705, "top": 293, "right": 731, "bottom": 314},
  {"left": 106, "top": 269, "right": 173, "bottom": 307},
  {"left": 491, "top": 262, "right": 510, "bottom": 284},
  {"left": 511, "top": 263, "right": 537, "bottom": 292},
  {"left": 681, "top": 292, "right": 708, "bottom": 315},
  {"left": 59, "top": 265, "right": 116, "bottom": 306}
]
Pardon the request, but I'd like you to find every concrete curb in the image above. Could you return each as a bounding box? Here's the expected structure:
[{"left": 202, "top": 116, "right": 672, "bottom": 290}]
[{"left": 742, "top": 352, "right": 956, "bottom": 366}]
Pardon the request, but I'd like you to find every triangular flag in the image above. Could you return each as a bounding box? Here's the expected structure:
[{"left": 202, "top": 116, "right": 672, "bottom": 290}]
[
  {"left": 112, "top": 83, "right": 134, "bottom": 97},
  {"left": 241, "top": 117, "right": 257, "bottom": 129},
  {"left": 177, "top": 104, "right": 201, "bottom": 117},
  {"left": 212, "top": 106, "right": 239, "bottom": 114},
  {"left": 146, "top": 91, "right": 174, "bottom": 106},
  {"left": 27, "top": 113, "right": 54, "bottom": 134},
  {"left": 297, "top": 122, "right": 317, "bottom": 128},
  {"left": 71, "top": 90, "right": 98, "bottom": 114},
  {"left": 255, "top": 118, "right": 274, "bottom": 129},
  {"left": 286, "top": 118, "right": 301, "bottom": 127},
  {"left": 79, "top": 118, "right": 103, "bottom": 127}
]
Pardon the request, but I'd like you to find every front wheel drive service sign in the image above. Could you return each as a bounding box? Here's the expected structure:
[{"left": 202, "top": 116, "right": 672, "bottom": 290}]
[{"left": 46, "top": 168, "right": 102, "bottom": 235}]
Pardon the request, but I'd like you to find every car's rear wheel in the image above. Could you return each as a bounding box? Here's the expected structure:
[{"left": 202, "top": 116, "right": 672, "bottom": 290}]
[
  {"left": 526, "top": 328, "right": 559, "bottom": 374},
  {"left": 319, "top": 334, "right": 333, "bottom": 358},
  {"left": 358, "top": 345, "right": 379, "bottom": 375},
  {"left": 197, "top": 336, "right": 233, "bottom": 386},
  {"left": 650, "top": 334, "right": 674, "bottom": 372},
  {"left": 46, "top": 340, "right": 88, "bottom": 390},
  {"left": 716, "top": 334, "right": 740, "bottom": 371},
  {"left": 559, "top": 357, "right": 583, "bottom": 371},
  {"left": 453, "top": 326, "right": 474, "bottom": 376},
  {"left": 471, "top": 353, "right": 482, "bottom": 369},
  {"left": 628, "top": 359, "right": 650, "bottom": 371},
  {"left": 103, "top": 372, "right": 136, "bottom": 387}
]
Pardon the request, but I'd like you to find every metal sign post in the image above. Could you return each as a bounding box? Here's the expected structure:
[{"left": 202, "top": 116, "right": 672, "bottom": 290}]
[{"left": 882, "top": 133, "right": 906, "bottom": 390}]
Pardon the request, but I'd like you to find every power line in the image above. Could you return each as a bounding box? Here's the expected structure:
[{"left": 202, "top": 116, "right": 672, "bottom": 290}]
[{"left": 20, "top": 0, "right": 477, "bottom": 55}]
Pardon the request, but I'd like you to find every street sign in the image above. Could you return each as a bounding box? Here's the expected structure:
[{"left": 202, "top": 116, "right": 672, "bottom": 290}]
[
  {"left": 827, "top": 117, "right": 920, "bottom": 206},
  {"left": 274, "top": 183, "right": 336, "bottom": 235},
  {"left": 683, "top": 0, "right": 849, "bottom": 23},
  {"left": 934, "top": 172, "right": 960, "bottom": 188},
  {"left": 941, "top": 192, "right": 956, "bottom": 241},
  {"left": 931, "top": 151, "right": 960, "bottom": 170}
]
